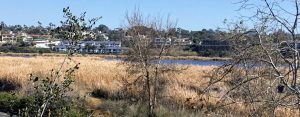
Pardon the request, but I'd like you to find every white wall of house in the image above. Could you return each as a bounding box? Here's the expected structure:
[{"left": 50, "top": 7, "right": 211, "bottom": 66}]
[{"left": 34, "top": 40, "right": 61, "bottom": 48}]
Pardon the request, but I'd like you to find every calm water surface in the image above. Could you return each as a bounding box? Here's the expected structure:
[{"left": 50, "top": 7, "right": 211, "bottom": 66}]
[{"left": 105, "top": 58, "right": 226, "bottom": 66}]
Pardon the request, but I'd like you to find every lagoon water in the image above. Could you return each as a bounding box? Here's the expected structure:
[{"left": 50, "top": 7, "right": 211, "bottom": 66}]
[
  {"left": 105, "top": 58, "right": 226, "bottom": 66},
  {"left": 159, "top": 59, "right": 226, "bottom": 66}
]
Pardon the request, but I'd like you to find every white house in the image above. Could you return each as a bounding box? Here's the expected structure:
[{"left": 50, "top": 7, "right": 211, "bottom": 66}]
[
  {"left": 0, "top": 31, "right": 17, "bottom": 43},
  {"left": 34, "top": 39, "right": 61, "bottom": 48}
]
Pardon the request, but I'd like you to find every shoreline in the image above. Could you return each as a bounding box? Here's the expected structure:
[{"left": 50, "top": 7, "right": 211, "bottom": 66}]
[{"left": 0, "top": 52, "right": 231, "bottom": 61}]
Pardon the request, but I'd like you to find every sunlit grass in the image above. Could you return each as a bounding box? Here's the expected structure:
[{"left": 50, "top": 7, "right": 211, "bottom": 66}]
[
  {"left": 0, "top": 56, "right": 298, "bottom": 116},
  {"left": 0, "top": 56, "right": 214, "bottom": 98}
]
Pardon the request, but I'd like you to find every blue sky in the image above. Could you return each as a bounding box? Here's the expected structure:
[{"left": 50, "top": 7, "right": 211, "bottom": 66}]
[{"left": 0, "top": 0, "right": 249, "bottom": 30}]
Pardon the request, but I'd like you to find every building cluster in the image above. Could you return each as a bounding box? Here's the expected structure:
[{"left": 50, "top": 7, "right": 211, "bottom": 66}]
[
  {"left": 0, "top": 31, "right": 34, "bottom": 43},
  {"left": 0, "top": 30, "right": 123, "bottom": 54},
  {"left": 0, "top": 30, "right": 196, "bottom": 54},
  {"left": 54, "top": 40, "right": 122, "bottom": 54},
  {"left": 0, "top": 31, "right": 64, "bottom": 49},
  {"left": 0, "top": 31, "right": 49, "bottom": 44}
]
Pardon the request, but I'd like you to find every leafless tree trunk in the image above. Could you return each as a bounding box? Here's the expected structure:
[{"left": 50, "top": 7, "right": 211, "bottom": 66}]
[{"left": 122, "top": 7, "right": 180, "bottom": 117}]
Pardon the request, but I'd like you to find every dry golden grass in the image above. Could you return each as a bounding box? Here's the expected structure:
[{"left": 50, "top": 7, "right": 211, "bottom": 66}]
[
  {"left": 0, "top": 56, "right": 216, "bottom": 104},
  {"left": 0, "top": 56, "right": 214, "bottom": 95},
  {"left": 0, "top": 56, "right": 299, "bottom": 116}
]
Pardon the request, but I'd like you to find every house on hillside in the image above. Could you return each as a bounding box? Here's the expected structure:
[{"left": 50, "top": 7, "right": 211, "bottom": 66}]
[
  {"left": 17, "top": 32, "right": 33, "bottom": 42},
  {"left": 0, "top": 31, "right": 17, "bottom": 43}
]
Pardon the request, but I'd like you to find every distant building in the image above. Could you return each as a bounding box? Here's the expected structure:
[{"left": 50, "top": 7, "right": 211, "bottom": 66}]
[
  {"left": 0, "top": 31, "right": 17, "bottom": 43},
  {"left": 154, "top": 38, "right": 172, "bottom": 45},
  {"left": 173, "top": 37, "right": 192, "bottom": 45},
  {"left": 153, "top": 37, "right": 192, "bottom": 46},
  {"left": 17, "top": 32, "right": 33, "bottom": 42},
  {"left": 54, "top": 40, "right": 123, "bottom": 54},
  {"left": 34, "top": 39, "right": 61, "bottom": 48}
]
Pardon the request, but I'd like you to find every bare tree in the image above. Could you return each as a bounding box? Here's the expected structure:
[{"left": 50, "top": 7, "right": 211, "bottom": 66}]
[
  {"left": 206, "top": 0, "right": 300, "bottom": 116},
  {"left": 122, "top": 8, "right": 183, "bottom": 117}
]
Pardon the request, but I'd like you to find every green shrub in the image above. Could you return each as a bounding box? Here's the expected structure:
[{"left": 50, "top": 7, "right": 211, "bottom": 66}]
[
  {"left": 0, "top": 62, "right": 91, "bottom": 116},
  {"left": 0, "top": 92, "right": 32, "bottom": 115},
  {"left": 0, "top": 92, "right": 19, "bottom": 113},
  {"left": 0, "top": 92, "right": 91, "bottom": 117}
]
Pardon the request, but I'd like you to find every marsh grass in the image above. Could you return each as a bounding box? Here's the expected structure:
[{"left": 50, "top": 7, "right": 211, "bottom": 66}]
[{"left": 0, "top": 56, "right": 299, "bottom": 116}]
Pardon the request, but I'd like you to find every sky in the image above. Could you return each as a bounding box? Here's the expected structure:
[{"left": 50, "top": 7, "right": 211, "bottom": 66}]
[{"left": 0, "top": 0, "right": 250, "bottom": 31}]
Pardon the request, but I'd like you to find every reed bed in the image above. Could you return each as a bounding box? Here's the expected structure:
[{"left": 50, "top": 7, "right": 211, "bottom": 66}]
[
  {"left": 0, "top": 56, "right": 214, "bottom": 98},
  {"left": 0, "top": 56, "right": 298, "bottom": 116}
]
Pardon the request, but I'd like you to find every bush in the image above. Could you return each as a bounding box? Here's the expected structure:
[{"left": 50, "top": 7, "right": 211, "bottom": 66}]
[
  {"left": 0, "top": 92, "right": 33, "bottom": 116},
  {"left": 0, "top": 92, "right": 91, "bottom": 117},
  {"left": 0, "top": 92, "right": 19, "bottom": 114},
  {"left": 0, "top": 62, "right": 91, "bottom": 116}
]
